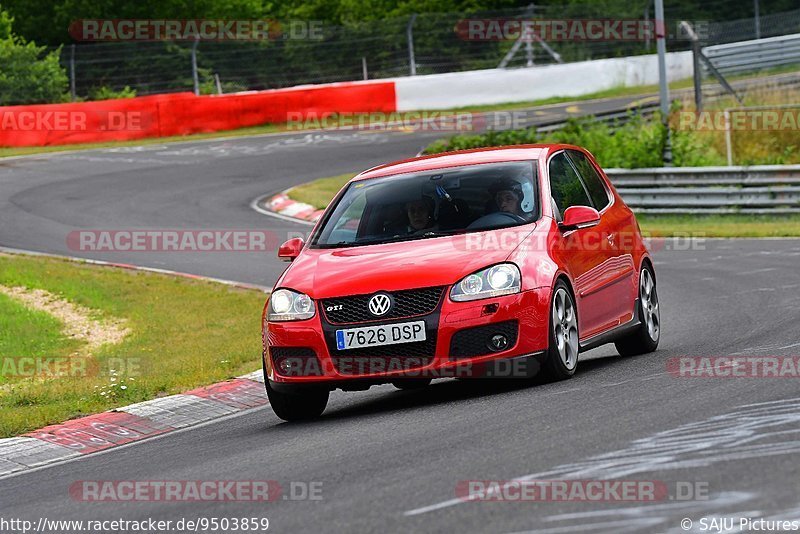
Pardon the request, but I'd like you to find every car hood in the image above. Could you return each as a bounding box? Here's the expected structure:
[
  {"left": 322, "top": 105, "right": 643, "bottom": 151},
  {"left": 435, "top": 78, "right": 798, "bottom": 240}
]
[{"left": 277, "top": 226, "right": 535, "bottom": 298}]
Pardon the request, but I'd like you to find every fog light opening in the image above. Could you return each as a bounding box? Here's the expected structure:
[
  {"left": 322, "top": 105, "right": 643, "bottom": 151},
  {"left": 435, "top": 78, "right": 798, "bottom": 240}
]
[
  {"left": 488, "top": 333, "right": 509, "bottom": 352},
  {"left": 278, "top": 358, "right": 296, "bottom": 375}
]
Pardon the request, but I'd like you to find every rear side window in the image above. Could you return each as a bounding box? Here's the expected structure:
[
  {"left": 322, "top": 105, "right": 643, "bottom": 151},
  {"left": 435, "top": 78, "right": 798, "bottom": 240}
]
[
  {"left": 548, "top": 152, "right": 592, "bottom": 217},
  {"left": 567, "top": 150, "right": 610, "bottom": 210}
]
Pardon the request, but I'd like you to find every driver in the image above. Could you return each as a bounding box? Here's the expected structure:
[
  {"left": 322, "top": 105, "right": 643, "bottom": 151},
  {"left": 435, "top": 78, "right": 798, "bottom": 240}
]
[
  {"left": 489, "top": 178, "right": 525, "bottom": 216},
  {"left": 404, "top": 196, "right": 436, "bottom": 233}
]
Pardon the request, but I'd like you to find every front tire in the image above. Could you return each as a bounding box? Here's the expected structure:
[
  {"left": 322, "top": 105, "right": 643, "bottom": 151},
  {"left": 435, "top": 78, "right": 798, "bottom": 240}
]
[
  {"left": 265, "top": 380, "right": 329, "bottom": 422},
  {"left": 541, "top": 281, "right": 579, "bottom": 381},
  {"left": 615, "top": 264, "right": 660, "bottom": 356}
]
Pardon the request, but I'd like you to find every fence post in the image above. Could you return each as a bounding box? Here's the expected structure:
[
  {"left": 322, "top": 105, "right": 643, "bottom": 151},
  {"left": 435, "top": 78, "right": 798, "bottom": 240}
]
[
  {"left": 69, "top": 44, "right": 77, "bottom": 101},
  {"left": 680, "top": 22, "right": 703, "bottom": 112},
  {"left": 362, "top": 57, "right": 368, "bottom": 80},
  {"left": 407, "top": 14, "right": 417, "bottom": 76},
  {"left": 191, "top": 36, "right": 200, "bottom": 95},
  {"left": 214, "top": 73, "right": 223, "bottom": 95},
  {"left": 724, "top": 109, "right": 733, "bottom": 166},
  {"left": 655, "top": 0, "right": 673, "bottom": 166},
  {"left": 754, "top": 0, "right": 761, "bottom": 39}
]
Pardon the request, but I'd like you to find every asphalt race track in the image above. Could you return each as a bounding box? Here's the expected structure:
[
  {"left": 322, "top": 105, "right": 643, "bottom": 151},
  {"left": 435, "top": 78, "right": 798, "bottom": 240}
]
[{"left": 2, "top": 98, "right": 800, "bottom": 533}]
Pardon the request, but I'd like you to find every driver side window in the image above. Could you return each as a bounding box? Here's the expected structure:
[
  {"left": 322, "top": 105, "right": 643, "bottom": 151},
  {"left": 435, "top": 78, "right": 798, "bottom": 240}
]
[{"left": 548, "top": 152, "right": 592, "bottom": 219}]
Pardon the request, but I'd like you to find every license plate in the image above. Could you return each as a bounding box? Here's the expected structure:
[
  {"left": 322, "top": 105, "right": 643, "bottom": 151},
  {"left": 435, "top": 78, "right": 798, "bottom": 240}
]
[{"left": 335, "top": 321, "right": 426, "bottom": 350}]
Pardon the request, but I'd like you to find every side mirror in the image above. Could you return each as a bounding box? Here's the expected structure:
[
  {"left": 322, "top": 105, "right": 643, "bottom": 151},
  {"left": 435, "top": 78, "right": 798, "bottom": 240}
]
[
  {"left": 559, "top": 206, "right": 601, "bottom": 231},
  {"left": 278, "top": 237, "right": 305, "bottom": 261}
]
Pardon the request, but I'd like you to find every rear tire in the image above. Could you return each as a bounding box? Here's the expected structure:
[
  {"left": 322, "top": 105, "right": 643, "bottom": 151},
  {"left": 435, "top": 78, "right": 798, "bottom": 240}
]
[
  {"left": 265, "top": 380, "right": 329, "bottom": 422},
  {"left": 541, "top": 281, "right": 579, "bottom": 381},
  {"left": 392, "top": 378, "right": 432, "bottom": 390},
  {"left": 615, "top": 264, "right": 660, "bottom": 357}
]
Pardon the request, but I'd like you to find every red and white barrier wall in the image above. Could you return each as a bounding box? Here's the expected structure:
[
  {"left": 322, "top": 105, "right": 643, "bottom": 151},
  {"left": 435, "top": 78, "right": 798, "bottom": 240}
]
[
  {"left": 0, "top": 80, "right": 396, "bottom": 147},
  {"left": 0, "top": 51, "right": 691, "bottom": 148},
  {"left": 393, "top": 51, "right": 693, "bottom": 111}
]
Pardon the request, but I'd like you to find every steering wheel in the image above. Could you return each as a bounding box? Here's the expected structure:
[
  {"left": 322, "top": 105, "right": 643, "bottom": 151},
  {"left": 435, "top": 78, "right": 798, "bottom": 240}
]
[
  {"left": 467, "top": 211, "right": 527, "bottom": 230},
  {"left": 504, "top": 212, "right": 527, "bottom": 223}
]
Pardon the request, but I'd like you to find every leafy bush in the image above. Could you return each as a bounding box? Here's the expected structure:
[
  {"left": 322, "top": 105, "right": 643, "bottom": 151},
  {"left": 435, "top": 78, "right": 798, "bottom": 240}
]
[
  {"left": 423, "top": 109, "right": 796, "bottom": 168},
  {"left": 423, "top": 112, "right": 666, "bottom": 168},
  {"left": 0, "top": 8, "right": 68, "bottom": 105},
  {"left": 87, "top": 85, "right": 137, "bottom": 101}
]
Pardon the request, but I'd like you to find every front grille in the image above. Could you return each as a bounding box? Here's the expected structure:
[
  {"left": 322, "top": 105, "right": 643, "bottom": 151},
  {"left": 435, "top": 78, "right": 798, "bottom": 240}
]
[
  {"left": 330, "top": 333, "right": 437, "bottom": 375},
  {"left": 449, "top": 321, "right": 519, "bottom": 359},
  {"left": 321, "top": 286, "right": 445, "bottom": 325},
  {"left": 270, "top": 347, "right": 324, "bottom": 377}
]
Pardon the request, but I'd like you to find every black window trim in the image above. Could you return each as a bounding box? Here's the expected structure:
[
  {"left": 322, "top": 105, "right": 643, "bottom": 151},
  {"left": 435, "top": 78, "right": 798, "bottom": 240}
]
[
  {"left": 564, "top": 149, "right": 613, "bottom": 213},
  {"left": 546, "top": 149, "right": 595, "bottom": 221}
]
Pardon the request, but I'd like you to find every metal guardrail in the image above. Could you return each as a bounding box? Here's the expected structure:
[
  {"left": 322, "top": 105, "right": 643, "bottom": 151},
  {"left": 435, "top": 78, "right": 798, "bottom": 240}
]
[
  {"left": 606, "top": 165, "right": 800, "bottom": 214},
  {"left": 702, "top": 33, "right": 800, "bottom": 76}
]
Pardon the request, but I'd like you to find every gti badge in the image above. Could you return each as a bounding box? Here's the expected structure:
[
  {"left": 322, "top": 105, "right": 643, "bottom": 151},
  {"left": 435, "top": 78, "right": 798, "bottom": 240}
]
[{"left": 368, "top": 293, "right": 393, "bottom": 317}]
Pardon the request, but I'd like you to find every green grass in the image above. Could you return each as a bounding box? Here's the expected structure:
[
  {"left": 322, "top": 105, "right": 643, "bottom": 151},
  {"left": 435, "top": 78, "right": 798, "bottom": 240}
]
[
  {"left": 0, "top": 253, "right": 267, "bottom": 437},
  {"left": 638, "top": 214, "right": 800, "bottom": 237},
  {"left": 0, "top": 293, "right": 83, "bottom": 387},
  {"left": 289, "top": 173, "right": 355, "bottom": 209},
  {"left": 286, "top": 173, "right": 800, "bottom": 237}
]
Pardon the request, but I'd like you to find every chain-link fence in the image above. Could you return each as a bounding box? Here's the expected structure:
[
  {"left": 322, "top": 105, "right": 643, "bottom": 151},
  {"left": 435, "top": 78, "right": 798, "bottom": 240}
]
[{"left": 53, "top": 3, "right": 800, "bottom": 101}]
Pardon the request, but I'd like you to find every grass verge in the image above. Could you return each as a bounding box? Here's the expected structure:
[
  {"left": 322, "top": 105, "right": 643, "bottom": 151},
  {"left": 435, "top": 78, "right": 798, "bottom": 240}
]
[
  {"left": 288, "top": 173, "right": 355, "bottom": 209},
  {"left": 638, "top": 214, "right": 800, "bottom": 238},
  {"left": 0, "top": 253, "right": 266, "bottom": 437}
]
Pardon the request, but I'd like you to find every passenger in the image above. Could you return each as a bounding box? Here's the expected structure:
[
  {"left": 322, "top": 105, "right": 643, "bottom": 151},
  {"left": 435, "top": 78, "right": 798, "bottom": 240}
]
[
  {"left": 404, "top": 196, "right": 436, "bottom": 233},
  {"left": 489, "top": 179, "right": 525, "bottom": 216}
]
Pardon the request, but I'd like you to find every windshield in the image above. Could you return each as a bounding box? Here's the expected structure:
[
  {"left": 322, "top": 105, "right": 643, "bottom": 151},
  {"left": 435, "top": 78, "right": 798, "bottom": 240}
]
[{"left": 311, "top": 161, "right": 539, "bottom": 248}]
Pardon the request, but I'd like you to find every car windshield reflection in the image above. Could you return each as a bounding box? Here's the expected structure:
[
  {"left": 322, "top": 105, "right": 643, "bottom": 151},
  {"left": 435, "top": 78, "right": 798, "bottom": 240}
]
[{"left": 311, "top": 161, "right": 539, "bottom": 249}]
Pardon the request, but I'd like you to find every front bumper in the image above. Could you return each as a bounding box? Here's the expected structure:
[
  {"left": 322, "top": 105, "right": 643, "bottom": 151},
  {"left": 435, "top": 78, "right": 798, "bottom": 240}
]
[{"left": 264, "top": 288, "right": 550, "bottom": 385}]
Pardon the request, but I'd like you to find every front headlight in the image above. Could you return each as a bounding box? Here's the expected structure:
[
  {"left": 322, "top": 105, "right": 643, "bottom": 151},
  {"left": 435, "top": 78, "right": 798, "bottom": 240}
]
[
  {"left": 268, "top": 289, "right": 316, "bottom": 321},
  {"left": 450, "top": 263, "right": 521, "bottom": 302}
]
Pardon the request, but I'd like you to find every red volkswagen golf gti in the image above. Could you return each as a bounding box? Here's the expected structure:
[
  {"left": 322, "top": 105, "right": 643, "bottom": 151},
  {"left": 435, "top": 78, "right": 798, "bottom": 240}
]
[{"left": 262, "top": 145, "right": 660, "bottom": 421}]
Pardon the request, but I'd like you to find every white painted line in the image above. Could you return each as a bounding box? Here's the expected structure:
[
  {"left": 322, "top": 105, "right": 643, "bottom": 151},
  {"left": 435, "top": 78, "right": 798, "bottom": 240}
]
[{"left": 737, "top": 267, "right": 778, "bottom": 275}]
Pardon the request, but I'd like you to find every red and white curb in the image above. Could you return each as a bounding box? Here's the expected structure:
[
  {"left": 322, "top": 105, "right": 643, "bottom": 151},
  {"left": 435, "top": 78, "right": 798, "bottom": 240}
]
[
  {"left": 262, "top": 192, "right": 325, "bottom": 223},
  {"left": 0, "top": 373, "right": 267, "bottom": 478},
  {"left": 0, "top": 247, "right": 270, "bottom": 478}
]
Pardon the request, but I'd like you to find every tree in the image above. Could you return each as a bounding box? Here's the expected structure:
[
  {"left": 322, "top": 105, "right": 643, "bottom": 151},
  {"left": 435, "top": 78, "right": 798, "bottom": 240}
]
[{"left": 0, "top": 7, "right": 68, "bottom": 105}]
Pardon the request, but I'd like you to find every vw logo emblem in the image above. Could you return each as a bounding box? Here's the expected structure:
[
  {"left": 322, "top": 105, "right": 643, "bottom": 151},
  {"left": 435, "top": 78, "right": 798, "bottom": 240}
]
[{"left": 368, "top": 293, "right": 393, "bottom": 317}]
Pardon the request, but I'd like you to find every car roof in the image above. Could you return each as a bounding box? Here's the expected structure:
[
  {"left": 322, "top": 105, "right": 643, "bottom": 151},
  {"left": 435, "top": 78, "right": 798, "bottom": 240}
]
[{"left": 352, "top": 144, "right": 581, "bottom": 182}]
